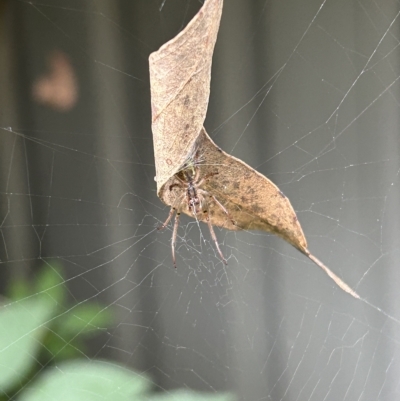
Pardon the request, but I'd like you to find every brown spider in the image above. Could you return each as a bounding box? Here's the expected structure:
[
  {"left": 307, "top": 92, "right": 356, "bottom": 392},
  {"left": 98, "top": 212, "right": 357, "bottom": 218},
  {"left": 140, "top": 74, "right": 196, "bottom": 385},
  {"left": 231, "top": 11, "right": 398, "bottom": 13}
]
[{"left": 158, "top": 161, "right": 233, "bottom": 267}]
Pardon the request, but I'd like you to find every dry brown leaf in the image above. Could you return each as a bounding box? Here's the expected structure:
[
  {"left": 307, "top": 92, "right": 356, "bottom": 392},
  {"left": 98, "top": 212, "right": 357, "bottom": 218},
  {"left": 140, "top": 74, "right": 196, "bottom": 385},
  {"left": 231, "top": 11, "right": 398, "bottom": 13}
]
[
  {"left": 149, "top": 0, "right": 223, "bottom": 193},
  {"left": 149, "top": 0, "right": 359, "bottom": 299},
  {"left": 32, "top": 50, "right": 78, "bottom": 112}
]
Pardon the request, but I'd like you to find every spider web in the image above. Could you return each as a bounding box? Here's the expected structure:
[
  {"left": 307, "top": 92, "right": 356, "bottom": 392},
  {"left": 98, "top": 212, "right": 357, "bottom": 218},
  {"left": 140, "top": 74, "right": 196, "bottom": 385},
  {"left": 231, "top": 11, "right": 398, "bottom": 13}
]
[{"left": 1, "top": 0, "right": 400, "bottom": 400}]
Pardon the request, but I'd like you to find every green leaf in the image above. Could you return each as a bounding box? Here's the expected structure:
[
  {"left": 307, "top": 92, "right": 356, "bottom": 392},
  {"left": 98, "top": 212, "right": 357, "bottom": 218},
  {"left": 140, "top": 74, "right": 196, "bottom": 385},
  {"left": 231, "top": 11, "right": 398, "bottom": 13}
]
[
  {"left": 19, "top": 360, "right": 152, "bottom": 401},
  {"left": 0, "top": 298, "right": 56, "bottom": 392},
  {"left": 6, "top": 279, "right": 31, "bottom": 301},
  {"left": 57, "top": 304, "right": 113, "bottom": 337},
  {"left": 145, "top": 390, "right": 236, "bottom": 401},
  {"left": 34, "top": 262, "right": 65, "bottom": 306},
  {"left": 41, "top": 334, "right": 83, "bottom": 361}
]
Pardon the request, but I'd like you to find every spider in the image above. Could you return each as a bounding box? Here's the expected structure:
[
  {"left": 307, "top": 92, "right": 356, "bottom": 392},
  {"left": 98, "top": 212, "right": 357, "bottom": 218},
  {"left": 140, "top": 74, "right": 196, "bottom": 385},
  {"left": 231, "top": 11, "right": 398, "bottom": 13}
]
[{"left": 158, "top": 156, "right": 234, "bottom": 267}]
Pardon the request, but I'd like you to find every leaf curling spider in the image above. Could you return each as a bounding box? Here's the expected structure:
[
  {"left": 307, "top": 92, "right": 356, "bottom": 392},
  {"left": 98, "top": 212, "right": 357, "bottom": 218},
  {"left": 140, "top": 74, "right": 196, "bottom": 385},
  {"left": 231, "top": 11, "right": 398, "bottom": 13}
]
[{"left": 158, "top": 157, "right": 234, "bottom": 267}]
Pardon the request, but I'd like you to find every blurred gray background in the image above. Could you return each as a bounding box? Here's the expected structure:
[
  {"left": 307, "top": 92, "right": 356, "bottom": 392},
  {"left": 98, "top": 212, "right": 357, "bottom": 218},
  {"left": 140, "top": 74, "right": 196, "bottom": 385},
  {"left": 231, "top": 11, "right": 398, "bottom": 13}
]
[{"left": 1, "top": 0, "right": 400, "bottom": 400}]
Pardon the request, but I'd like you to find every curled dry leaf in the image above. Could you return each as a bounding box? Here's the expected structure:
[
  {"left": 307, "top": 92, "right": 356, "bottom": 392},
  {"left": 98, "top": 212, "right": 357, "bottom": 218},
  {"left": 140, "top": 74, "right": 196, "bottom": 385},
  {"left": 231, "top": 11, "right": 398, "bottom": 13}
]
[
  {"left": 149, "top": 0, "right": 359, "bottom": 299},
  {"left": 149, "top": 0, "right": 223, "bottom": 192}
]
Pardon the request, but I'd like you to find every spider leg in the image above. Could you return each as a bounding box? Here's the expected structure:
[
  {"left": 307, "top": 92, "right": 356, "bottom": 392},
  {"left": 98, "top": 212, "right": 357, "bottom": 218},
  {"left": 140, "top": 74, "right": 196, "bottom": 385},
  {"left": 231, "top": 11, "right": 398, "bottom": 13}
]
[
  {"left": 210, "top": 194, "right": 235, "bottom": 226},
  {"left": 158, "top": 207, "right": 175, "bottom": 230},
  {"left": 171, "top": 209, "right": 181, "bottom": 268},
  {"left": 170, "top": 173, "right": 186, "bottom": 188},
  {"left": 205, "top": 211, "right": 227, "bottom": 265},
  {"left": 199, "top": 195, "right": 227, "bottom": 265},
  {"left": 158, "top": 192, "right": 184, "bottom": 268},
  {"left": 158, "top": 193, "right": 184, "bottom": 230},
  {"left": 195, "top": 171, "right": 218, "bottom": 187},
  {"left": 198, "top": 189, "right": 235, "bottom": 226}
]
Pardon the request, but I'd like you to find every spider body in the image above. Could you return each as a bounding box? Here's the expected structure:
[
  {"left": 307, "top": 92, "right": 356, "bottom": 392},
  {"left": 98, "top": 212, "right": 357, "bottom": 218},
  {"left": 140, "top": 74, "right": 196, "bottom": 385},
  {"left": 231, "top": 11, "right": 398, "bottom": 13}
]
[
  {"left": 177, "top": 168, "right": 201, "bottom": 214},
  {"left": 159, "top": 154, "right": 233, "bottom": 267}
]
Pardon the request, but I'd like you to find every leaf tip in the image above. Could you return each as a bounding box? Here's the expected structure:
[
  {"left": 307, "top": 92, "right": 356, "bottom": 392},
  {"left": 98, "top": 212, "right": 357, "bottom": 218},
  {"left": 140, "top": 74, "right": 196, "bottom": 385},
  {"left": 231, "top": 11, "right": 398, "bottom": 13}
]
[{"left": 305, "top": 250, "right": 360, "bottom": 299}]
